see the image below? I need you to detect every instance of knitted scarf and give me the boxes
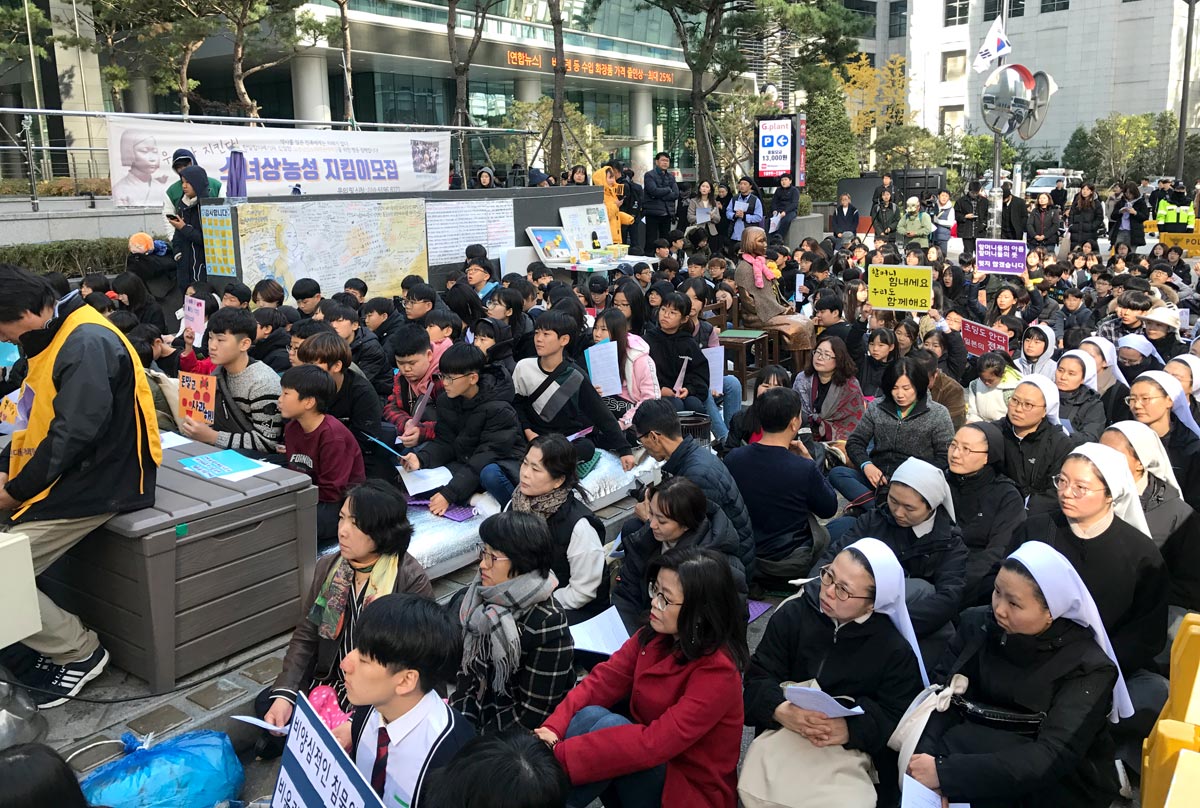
[459,570,558,698]
[308,553,400,640]
[742,253,777,289]
[510,485,571,520]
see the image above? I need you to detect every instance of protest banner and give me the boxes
[868,265,932,311]
[179,372,216,424]
[961,319,1011,356]
[108,117,451,207]
[976,238,1027,275]
[272,693,384,808]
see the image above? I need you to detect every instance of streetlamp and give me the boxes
[1177,0,1197,180]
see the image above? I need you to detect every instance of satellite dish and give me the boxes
[1017,71,1057,140]
[980,65,1034,137]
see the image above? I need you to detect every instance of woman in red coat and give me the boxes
[536,547,748,808]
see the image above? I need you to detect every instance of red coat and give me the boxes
[541,632,743,808]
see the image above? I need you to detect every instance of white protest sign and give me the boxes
[272,693,384,808]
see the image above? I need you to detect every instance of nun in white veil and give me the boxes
[741,539,927,808]
[904,541,1132,807]
[1101,421,1194,547]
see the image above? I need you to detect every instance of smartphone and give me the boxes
[167,214,181,221]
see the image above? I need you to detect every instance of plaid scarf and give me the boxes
[308,554,400,640]
[510,485,571,520]
[459,570,558,698]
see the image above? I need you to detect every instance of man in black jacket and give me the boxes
[954,181,989,257]
[643,151,680,246]
[329,303,392,398]
[999,182,1028,241]
[0,267,160,707]
[362,296,405,347]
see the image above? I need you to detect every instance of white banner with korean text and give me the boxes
[107,117,451,207]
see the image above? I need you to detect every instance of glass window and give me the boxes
[1041,0,1068,10]
[944,0,968,25]
[985,0,1026,17]
[941,51,967,82]
[889,1,907,37]
[939,106,965,134]
[843,0,877,17]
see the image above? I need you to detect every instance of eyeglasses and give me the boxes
[476,544,509,567]
[402,298,421,307]
[648,581,681,611]
[1125,395,1166,406]
[1008,397,1044,411]
[819,566,873,602]
[440,373,471,384]
[948,441,988,455]
[1051,474,1106,499]
[813,350,836,361]
[287,344,299,354]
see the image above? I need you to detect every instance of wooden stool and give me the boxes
[718,329,769,389]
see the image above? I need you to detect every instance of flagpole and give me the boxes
[988,0,1009,240]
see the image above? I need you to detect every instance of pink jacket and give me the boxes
[619,334,660,428]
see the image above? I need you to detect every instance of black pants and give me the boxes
[961,237,976,257]
[645,214,673,247]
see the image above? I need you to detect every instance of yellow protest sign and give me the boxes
[868,265,932,311]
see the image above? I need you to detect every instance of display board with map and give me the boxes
[235,197,428,298]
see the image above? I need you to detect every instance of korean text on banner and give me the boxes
[107,117,451,207]
[961,320,1012,356]
[868,265,932,311]
[272,693,384,808]
[976,238,1027,276]
[179,371,216,424]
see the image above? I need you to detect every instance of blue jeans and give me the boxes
[828,465,872,502]
[703,375,743,440]
[480,463,515,507]
[564,706,666,808]
[825,515,857,547]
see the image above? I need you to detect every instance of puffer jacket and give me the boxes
[349,326,393,397]
[413,364,525,504]
[1142,473,1194,548]
[249,326,292,373]
[1068,201,1105,246]
[815,502,967,636]
[617,333,660,427]
[645,325,709,402]
[992,416,1081,512]
[966,366,1022,423]
[1057,385,1106,442]
[661,436,756,579]
[613,506,748,633]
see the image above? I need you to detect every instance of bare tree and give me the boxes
[446,0,504,175]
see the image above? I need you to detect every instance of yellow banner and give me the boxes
[869,265,933,311]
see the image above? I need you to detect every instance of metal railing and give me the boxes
[0,107,538,211]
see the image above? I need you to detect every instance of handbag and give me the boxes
[739,679,877,808]
[950,694,1045,736]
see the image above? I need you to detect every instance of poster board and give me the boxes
[559,204,613,255]
[960,320,1011,356]
[976,238,1027,276]
[237,197,428,299]
[178,372,216,424]
[526,226,575,263]
[425,198,517,265]
[868,265,932,311]
[201,204,238,277]
[272,693,385,808]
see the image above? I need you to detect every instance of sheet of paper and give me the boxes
[398,464,453,496]
[232,714,290,734]
[0,341,18,369]
[672,355,691,396]
[362,431,403,458]
[702,346,724,397]
[769,212,783,233]
[183,296,206,336]
[695,206,711,224]
[178,450,274,481]
[794,273,806,302]
[901,774,970,808]
[784,684,865,718]
[159,431,191,450]
[570,606,630,655]
[424,199,516,265]
[585,340,622,397]
[734,199,749,213]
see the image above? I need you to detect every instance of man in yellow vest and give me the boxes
[1156,180,1196,233]
[0,266,161,708]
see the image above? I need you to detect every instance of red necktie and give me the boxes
[371,726,389,797]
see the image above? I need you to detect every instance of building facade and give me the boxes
[852,0,1200,155]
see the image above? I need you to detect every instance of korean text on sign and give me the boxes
[868,265,933,311]
[178,372,216,425]
[960,319,1012,356]
[272,693,384,808]
[976,238,1027,276]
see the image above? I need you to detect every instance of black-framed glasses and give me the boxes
[648,581,681,610]
[819,566,873,602]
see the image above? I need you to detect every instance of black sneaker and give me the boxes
[31,647,109,709]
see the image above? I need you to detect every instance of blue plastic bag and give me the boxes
[81,730,245,808]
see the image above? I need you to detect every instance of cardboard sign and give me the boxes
[868,265,932,311]
[976,238,1027,275]
[961,319,1011,356]
[183,295,206,336]
[178,371,216,424]
[272,693,384,808]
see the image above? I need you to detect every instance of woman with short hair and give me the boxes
[792,334,865,445]
[452,511,574,733]
[537,547,749,808]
